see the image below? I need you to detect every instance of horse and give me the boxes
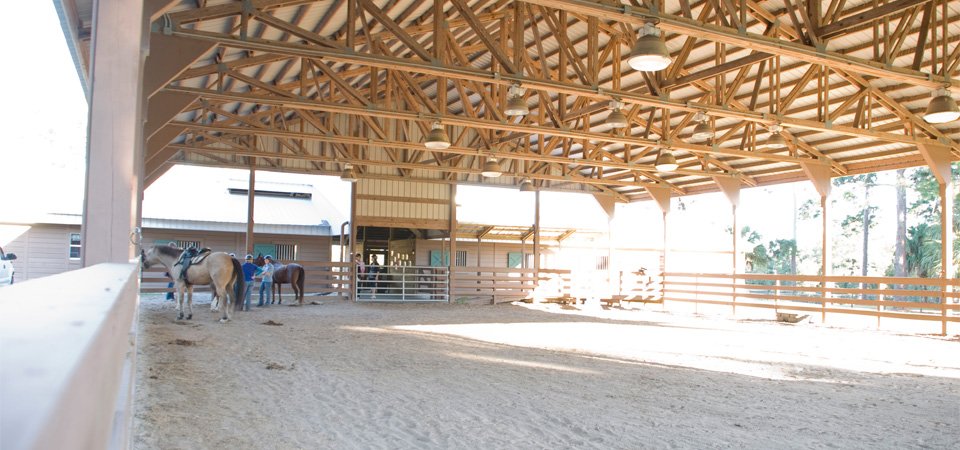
[254,254,306,306]
[142,245,245,322]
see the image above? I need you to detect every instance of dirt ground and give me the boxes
[133,294,960,449]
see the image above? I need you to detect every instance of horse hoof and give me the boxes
[177,313,184,320]
[219,318,229,323]
[187,314,193,320]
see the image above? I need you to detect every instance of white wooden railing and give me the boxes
[0,263,140,450]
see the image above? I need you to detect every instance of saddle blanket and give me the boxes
[190,249,212,264]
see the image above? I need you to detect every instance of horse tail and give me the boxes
[231,257,245,311]
[296,265,305,299]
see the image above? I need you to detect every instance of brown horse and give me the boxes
[255,254,306,306]
[142,245,244,322]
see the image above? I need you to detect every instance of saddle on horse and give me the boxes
[176,247,212,285]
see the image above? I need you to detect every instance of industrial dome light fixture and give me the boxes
[519,177,535,192]
[607,100,628,129]
[424,121,450,149]
[481,157,503,177]
[761,124,787,150]
[627,22,672,72]
[340,164,358,182]
[691,112,714,142]
[654,149,678,172]
[504,84,529,116]
[923,88,960,124]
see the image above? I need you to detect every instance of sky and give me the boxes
[0,2,918,278]
[0,2,88,215]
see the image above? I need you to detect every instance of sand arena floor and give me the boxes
[133,294,959,449]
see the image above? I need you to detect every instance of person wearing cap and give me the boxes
[240,254,258,311]
[257,255,276,306]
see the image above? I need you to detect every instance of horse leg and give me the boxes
[176,284,185,320]
[219,283,231,323]
[186,287,194,320]
[276,283,283,305]
[210,283,220,312]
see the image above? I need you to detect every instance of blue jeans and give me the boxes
[259,280,273,306]
[242,282,253,311]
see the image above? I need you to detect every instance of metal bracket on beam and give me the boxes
[161,14,173,36]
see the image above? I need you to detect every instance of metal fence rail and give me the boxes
[356,265,449,303]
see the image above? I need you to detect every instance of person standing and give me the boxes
[368,255,381,294]
[257,255,276,306]
[355,252,366,291]
[241,254,258,311]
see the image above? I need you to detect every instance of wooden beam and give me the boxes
[144,91,196,139]
[166,29,950,150]
[519,0,958,89]
[143,33,214,98]
[801,161,833,197]
[646,185,672,214]
[819,0,932,39]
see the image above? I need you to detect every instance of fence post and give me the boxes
[877,288,882,330]
[774,278,780,315]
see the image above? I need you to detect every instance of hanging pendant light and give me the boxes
[504,84,529,116]
[607,100,628,129]
[340,165,358,182]
[691,112,714,142]
[519,177,535,192]
[760,124,787,150]
[481,157,503,177]
[654,149,678,172]
[923,88,960,124]
[627,22,672,72]
[424,122,450,149]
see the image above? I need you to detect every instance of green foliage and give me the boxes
[895,165,960,278]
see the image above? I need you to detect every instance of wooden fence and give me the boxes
[664,272,960,334]
[140,261,960,333]
[140,261,353,302]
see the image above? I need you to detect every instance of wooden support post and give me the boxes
[449,184,457,303]
[82,0,146,265]
[803,162,833,323]
[939,180,953,336]
[821,194,829,323]
[715,176,741,315]
[245,165,255,254]
[349,182,358,301]
[534,190,541,296]
[918,142,954,335]
[593,194,616,298]
[648,186,672,305]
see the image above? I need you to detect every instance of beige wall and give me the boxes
[3,224,332,282]
[414,239,554,268]
[1,224,84,280]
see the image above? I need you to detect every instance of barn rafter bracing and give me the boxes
[116,0,960,201]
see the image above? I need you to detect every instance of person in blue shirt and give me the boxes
[241,254,259,311]
[257,255,276,306]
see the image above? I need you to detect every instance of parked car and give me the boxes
[0,246,16,286]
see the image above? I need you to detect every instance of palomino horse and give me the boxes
[142,245,244,322]
[254,254,306,306]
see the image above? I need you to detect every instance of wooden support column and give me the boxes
[647,186,672,303]
[245,165,256,254]
[918,142,954,335]
[803,161,833,322]
[534,190,542,278]
[82,0,147,265]
[593,194,617,295]
[349,181,358,301]
[449,184,457,303]
[715,176,741,314]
